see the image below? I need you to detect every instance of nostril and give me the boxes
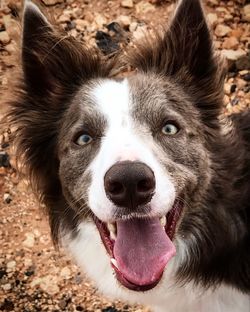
[107,181,124,195]
[137,178,155,193]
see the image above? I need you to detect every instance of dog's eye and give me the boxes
[162,123,179,135]
[76,134,93,146]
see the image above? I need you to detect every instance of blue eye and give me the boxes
[76,134,93,146]
[162,123,179,135]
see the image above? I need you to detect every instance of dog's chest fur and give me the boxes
[66,222,250,312]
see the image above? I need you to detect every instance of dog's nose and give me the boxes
[104,161,155,210]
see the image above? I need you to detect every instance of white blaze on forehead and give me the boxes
[93,79,130,129]
[91,79,139,160]
[88,78,175,221]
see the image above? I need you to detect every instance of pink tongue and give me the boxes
[113,217,176,286]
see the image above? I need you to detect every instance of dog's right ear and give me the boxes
[22,1,55,96]
[22,1,108,98]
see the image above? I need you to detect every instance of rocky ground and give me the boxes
[0,0,249,311]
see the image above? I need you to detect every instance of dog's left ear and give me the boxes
[167,0,213,79]
[130,0,225,125]
[132,0,217,80]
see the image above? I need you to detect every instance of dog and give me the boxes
[6,0,250,311]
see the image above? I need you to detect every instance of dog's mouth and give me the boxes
[93,200,183,292]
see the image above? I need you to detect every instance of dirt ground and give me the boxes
[0,0,249,311]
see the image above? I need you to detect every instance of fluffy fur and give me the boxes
[4,0,250,311]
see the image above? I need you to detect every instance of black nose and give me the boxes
[104,161,155,210]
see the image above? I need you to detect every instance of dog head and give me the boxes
[9,0,226,293]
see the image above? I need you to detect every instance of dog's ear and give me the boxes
[22,1,107,98]
[22,1,56,96]
[131,0,216,79]
[130,0,225,126]
[166,0,213,79]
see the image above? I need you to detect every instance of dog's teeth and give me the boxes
[107,223,117,240]
[160,216,167,227]
[111,258,118,269]
[110,230,117,241]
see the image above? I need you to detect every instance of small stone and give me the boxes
[242,73,250,82]
[4,42,16,54]
[42,0,64,5]
[0,151,10,167]
[116,15,131,28]
[2,283,12,291]
[23,232,35,248]
[207,13,218,26]
[25,269,35,277]
[64,21,75,31]
[230,84,237,93]
[58,14,71,23]
[214,24,231,37]
[121,0,134,8]
[224,83,231,95]
[207,0,219,5]
[31,275,60,295]
[242,4,250,22]
[94,14,107,28]
[237,79,247,90]
[84,11,94,23]
[7,261,16,270]
[58,299,68,309]
[231,29,243,39]
[2,15,19,40]
[102,307,119,312]
[224,14,233,22]
[33,229,41,238]
[221,49,246,61]
[0,31,10,45]
[222,37,239,50]
[75,19,88,31]
[0,269,7,279]
[24,258,33,267]
[215,7,229,14]
[3,193,12,204]
[214,41,221,49]
[69,29,78,38]
[136,1,155,14]
[236,53,250,71]
[222,49,247,71]
[60,267,71,279]
[231,97,239,106]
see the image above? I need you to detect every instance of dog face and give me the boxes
[58,75,209,290]
[10,0,225,295]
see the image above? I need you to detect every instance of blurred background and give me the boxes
[0,0,249,311]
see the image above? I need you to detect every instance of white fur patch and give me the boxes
[65,221,250,312]
[87,79,175,222]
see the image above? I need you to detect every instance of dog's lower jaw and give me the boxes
[63,221,179,305]
[63,221,250,312]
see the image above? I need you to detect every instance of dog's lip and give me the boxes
[93,199,183,292]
